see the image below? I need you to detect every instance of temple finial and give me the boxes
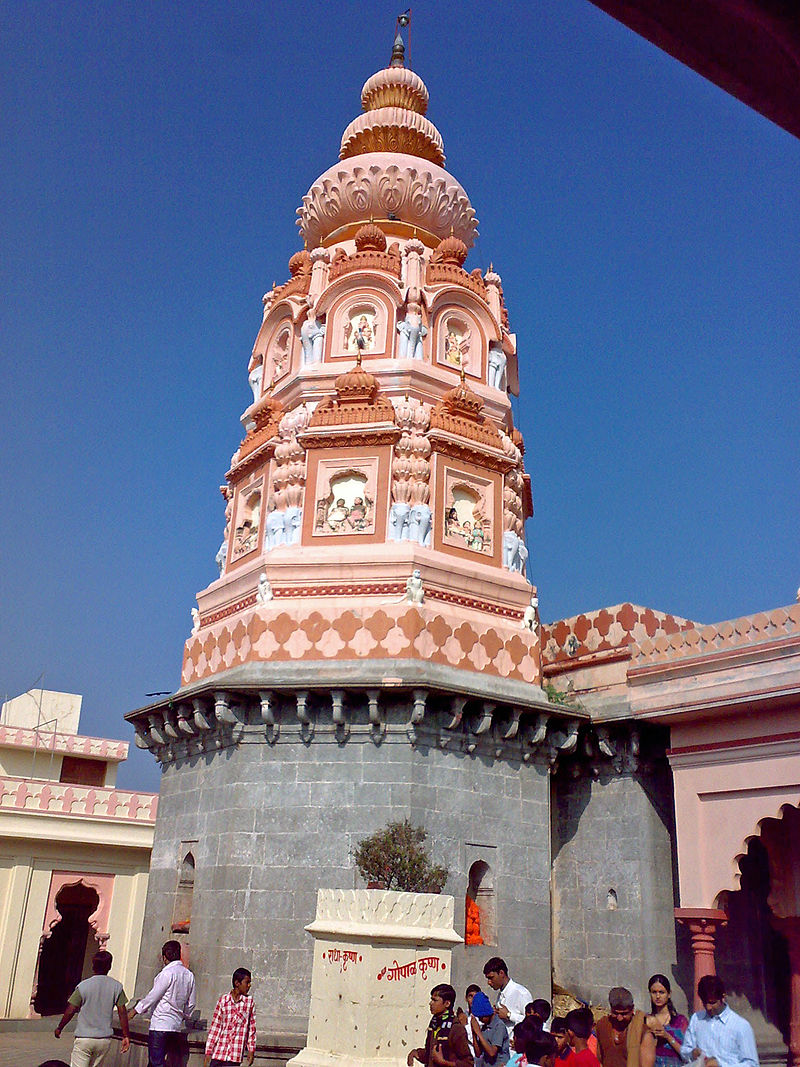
[391,10,410,67]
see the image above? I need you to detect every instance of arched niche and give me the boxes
[171,850,195,935]
[442,477,494,558]
[322,284,397,361]
[264,317,293,386]
[466,860,496,947]
[314,467,374,536]
[430,293,491,382]
[229,475,264,566]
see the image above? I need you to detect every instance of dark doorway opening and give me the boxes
[34,882,101,1016]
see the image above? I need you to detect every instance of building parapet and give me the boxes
[542,603,696,673]
[0,775,157,823]
[630,603,800,670]
[0,725,128,762]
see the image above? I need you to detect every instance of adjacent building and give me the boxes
[0,689,156,1018]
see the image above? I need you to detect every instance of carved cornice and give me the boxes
[340,108,445,165]
[127,687,587,767]
[428,381,509,466]
[226,436,277,483]
[329,248,402,280]
[426,262,488,301]
[197,583,524,627]
[428,432,513,473]
[361,67,429,115]
[299,427,401,449]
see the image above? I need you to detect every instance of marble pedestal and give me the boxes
[288,889,462,1067]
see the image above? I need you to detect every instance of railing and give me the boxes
[0,724,128,761]
[0,775,157,823]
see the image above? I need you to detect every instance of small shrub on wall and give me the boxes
[354,820,449,893]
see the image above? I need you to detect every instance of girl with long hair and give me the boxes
[640,974,688,1067]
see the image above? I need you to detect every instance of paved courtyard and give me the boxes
[0,1027,70,1066]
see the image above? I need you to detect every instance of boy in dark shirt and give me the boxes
[408,983,474,1067]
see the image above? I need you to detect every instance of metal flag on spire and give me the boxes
[392,9,411,68]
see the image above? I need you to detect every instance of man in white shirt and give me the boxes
[680,975,758,1067]
[129,939,196,1067]
[483,956,532,1037]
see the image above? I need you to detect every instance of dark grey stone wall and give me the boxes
[550,761,680,1010]
[135,699,553,1032]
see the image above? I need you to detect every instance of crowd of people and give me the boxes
[42,948,760,1067]
[407,958,759,1067]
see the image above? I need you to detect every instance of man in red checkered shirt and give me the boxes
[204,967,256,1067]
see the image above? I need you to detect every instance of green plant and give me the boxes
[544,681,569,705]
[353,819,448,893]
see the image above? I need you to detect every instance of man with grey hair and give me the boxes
[596,988,645,1067]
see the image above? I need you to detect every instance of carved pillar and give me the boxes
[675,908,728,1010]
[309,247,329,303]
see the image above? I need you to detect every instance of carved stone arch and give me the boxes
[263,316,294,385]
[316,270,403,318]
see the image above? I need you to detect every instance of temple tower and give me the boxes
[128,32,582,1031]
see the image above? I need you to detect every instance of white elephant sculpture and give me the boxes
[407,504,432,547]
[265,509,287,550]
[397,313,427,360]
[388,502,411,541]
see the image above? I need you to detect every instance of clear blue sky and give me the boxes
[2,2,798,792]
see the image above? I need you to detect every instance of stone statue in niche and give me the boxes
[487,342,507,389]
[444,489,492,555]
[248,357,264,401]
[405,569,424,604]
[256,573,273,604]
[191,607,200,635]
[300,310,325,365]
[233,518,258,557]
[315,474,374,535]
[443,325,470,369]
[344,311,377,353]
[396,292,427,360]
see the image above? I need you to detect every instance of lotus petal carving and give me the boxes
[298,154,478,248]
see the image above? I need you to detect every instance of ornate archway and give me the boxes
[29,872,114,1017]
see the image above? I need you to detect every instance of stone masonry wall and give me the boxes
[550,762,681,1010]
[134,696,552,1033]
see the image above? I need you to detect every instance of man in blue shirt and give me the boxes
[680,976,758,1067]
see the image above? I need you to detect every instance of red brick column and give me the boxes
[675,908,728,1011]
